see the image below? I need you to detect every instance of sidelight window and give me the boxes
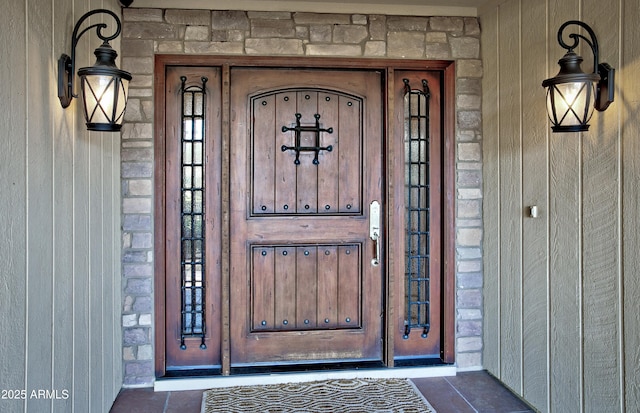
[403,78,431,340]
[179,76,208,350]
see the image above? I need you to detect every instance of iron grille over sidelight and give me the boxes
[403,78,431,340]
[179,76,208,350]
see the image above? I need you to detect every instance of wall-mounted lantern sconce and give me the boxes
[58,9,132,132]
[542,20,614,132]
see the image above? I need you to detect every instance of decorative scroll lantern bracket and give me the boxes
[281,113,333,165]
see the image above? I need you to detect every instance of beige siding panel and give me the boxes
[89,137,105,413]
[480,0,635,411]
[102,110,117,404]
[72,129,91,413]
[52,0,75,409]
[520,0,549,410]
[109,128,124,400]
[481,0,640,412]
[0,0,126,411]
[481,7,500,376]
[25,0,55,411]
[73,1,94,409]
[102,31,121,409]
[0,1,27,413]
[497,0,522,393]
[548,0,584,411]
[582,2,623,411]
[89,4,107,411]
[622,0,640,410]
[101,3,124,408]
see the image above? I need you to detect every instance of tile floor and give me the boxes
[110,370,535,413]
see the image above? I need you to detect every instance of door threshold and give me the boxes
[153,365,457,392]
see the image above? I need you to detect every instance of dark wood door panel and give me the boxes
[250,244,361,331]
[251,89,363,216]
[230,68,383,365]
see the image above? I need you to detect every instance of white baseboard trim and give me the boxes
[456,365,484,373]
[153,365,457,392]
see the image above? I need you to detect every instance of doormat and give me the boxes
[201,378,436,413]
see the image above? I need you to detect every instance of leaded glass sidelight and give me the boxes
[403,78,431,340]
[180,76,208,350]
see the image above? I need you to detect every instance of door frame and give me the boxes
[154,55,456,377]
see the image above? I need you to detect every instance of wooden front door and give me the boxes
[229,68,384,366]
[156,57,456,376]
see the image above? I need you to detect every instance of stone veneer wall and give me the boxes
[119,8,483,386]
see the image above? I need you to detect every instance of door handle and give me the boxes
[369,200,381,266]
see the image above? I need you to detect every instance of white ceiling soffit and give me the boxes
[129,0,496,17]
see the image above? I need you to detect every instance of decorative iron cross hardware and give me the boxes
[281,113,333,165]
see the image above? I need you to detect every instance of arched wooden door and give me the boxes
[229,68,384,366]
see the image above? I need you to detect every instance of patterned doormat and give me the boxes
[201,378,436,413]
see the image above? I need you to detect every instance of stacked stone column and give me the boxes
[120,8,483,386]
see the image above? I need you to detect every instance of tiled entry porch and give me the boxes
[110,371,534,413]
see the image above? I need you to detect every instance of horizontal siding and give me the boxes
[481,0,636,412]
